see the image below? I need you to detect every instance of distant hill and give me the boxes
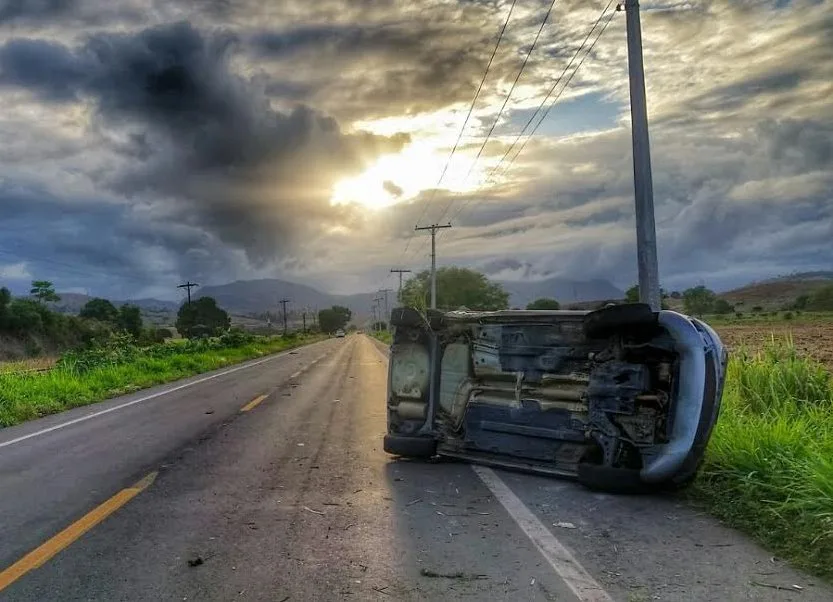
[497,278,624,308]
[720,273,833,310]
[196,279,379,321]
[47,293,179,326]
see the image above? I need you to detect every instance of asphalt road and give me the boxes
[0,335,829,601]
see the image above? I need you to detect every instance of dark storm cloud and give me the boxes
[0,21,409,266]
[0,0,76,24]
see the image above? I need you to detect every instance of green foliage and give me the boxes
[807,284,833,311]
[793,294,810,310]
[526,298,560,310]
[712,298,734,315]
[682,285,717,316]
[752,305,763,313]
[0,333,324,427]
[117,305,143,338]
[79,298,119,322]
[30,280,60,303]
[175,297,230,338]
[400,267,509,311]
[318,305,352,333]
[624,285,639,303]
[693,341,833,579]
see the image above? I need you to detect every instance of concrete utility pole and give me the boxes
[414,223,452,309]
[390,268,411,302]
[623,0,661,311]
[279,298,290,336]
[177,281,199,305]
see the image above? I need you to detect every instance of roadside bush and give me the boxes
[219,328,255,347]
[56,332,139,374]
[783,311,794,320]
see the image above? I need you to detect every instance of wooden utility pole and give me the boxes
[414,223,452,309]
[380,288,392,325]
[279,298,290,336]
[177,281,199,304]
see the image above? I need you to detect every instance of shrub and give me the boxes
[783,311,794,320]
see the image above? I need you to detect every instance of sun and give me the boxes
[331,126,495,210]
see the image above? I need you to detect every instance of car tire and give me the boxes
[583,303,658,339]
[576,462,651,494]
[383,434,437,458]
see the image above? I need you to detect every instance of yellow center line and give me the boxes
[240,394,268,412]
[0,471,158,593]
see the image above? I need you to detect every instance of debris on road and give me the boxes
[750,580,804,591]
[303,506,325,516]
[187,557,204,567]
[554,522,577,529]
[406,498,422,506]
[420,568,488,581]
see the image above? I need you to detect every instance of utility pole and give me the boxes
[623,0,661,311]
[177,281,199,304]
[380,289,392,326]
[414,223,452,309]
[390,268,411,303]
[373,296,383,331]
[302,310,306,333]
[279,298,290,336]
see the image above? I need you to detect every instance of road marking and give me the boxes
[0,471,158,593]
[0,344,327,450]
[290,370,302,379]
[240,394,268,412]
[472,466,614,602]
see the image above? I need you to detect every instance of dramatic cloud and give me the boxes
[0,0,831,299]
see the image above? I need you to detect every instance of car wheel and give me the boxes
[383,434,437,458]
[583,303,658,339]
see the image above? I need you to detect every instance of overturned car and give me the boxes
[383,304,728,493]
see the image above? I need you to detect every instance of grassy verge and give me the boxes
[692,341,833,579]
[0,333,324,427]
[371,330,392,344]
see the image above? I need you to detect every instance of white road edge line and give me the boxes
[472,465,614,602]
[0,344,327,450]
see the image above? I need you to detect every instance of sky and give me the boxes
[0,0,831,301]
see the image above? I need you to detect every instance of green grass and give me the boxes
[0,334,323,427]
[371,329,392,344]
[692,341,833,579]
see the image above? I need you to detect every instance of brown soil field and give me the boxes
[715,322,833,371]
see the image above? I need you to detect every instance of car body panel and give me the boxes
[383,304,728,491]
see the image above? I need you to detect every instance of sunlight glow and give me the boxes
[331,125,498,210]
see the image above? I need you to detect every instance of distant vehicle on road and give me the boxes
[383,303,727,493]
[335,329,346,338]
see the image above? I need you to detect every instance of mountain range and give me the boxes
[46,276,626,325]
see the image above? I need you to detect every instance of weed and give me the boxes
[693,340,833,579]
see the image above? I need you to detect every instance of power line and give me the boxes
[447,5,618,227]
[394,0,518,268]
[433,0,559,226]
[485,0,616,185]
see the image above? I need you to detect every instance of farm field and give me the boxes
[714,320,833,371]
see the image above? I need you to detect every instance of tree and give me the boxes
[176,297,230,338]
[117,304,143,338]
[400,267,509,311]
[318,305,352,333]
[625,285,669,308]
[712,299,734,315]
[526,298,560,310]
[807,284,833,311]
[80,298,119,323]
[794,294,810,310]
[682,285,717,316]
[30,280,60,303]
